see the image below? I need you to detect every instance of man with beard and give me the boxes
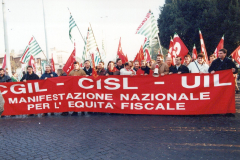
[136,60,150,75]
[0,68,12,82]
[151,54,169,76]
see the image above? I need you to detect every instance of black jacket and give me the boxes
[40,72,58,79]
[138,67,150,74]
[116,65,124,71]
[83,67,92,76]
[169,65,189,74]
[208,58,238,74]
[0,75,12,82]
[20,72,39,81]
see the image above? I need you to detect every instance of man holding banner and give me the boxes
[0,68,12,82]
[169,57,189,74]
[151,54,169,76]
[20,66,39,82]
[209,49,238,74]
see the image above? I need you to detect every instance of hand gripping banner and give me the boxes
[0,70,235,116]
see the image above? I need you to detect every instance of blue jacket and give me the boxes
[40,72,58,79]
[0,75,12,82]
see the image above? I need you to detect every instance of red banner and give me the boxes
[0,70,235,116]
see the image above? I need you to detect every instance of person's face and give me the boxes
[14,73,18,77]
[210,56,215,62]
[166,58,172,65]
[125,65,130,69]
[84,61,90,68]
[45,66,51,72]
[184,57,190,64]
[157,56,163,63]
[129,62,133,68]
[197,57,204,64]
[141,61,146,67]
[74,64,80,70]
[27,67,33,73]
[218,51,226,59]
[134,62,140,69]
[175,58,181,65]
[98,63,103,69]
[117,60,122,66]
[0,70,4,76]
[108,62,114,69]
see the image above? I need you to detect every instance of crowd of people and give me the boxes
[0,48,239,117]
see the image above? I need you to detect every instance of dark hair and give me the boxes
[12,71,16,75]
[0,68,4,71]
[107,61,114,67]
[99,61,104,65]
[27,66,33,69]
[184,54,191,58]
[197,53,204,58]
[219,48,227,54]
[124,62,129,67]
[73,61,80,65]
[116,58,122,63]
[84,60,90,63]
[176,56,182,61]
[157,54,164,58]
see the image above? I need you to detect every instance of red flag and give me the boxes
[199,30,209,64]
[172,34,189,64]
[192,44,197,60]
[231,45,240,65]
[134,45,145,66]
[1,54,6,70]
[90,53,98,79]
[63,45,76,75]
[117,37,128,64]
[213,36,224,58]
[145,49,151,62]
[51,54,55,72]
[28,55,36,72]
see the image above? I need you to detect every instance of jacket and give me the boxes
[106,69,120,75]
[83,67,92,76]
[20,72,39,81]
[40,72,58,79]
[169,65,189,74]
[69,69,86,76]
[151,62,169,75]
[97,68,106,76]
[208,57,238,74]
[120,68,136,75]
[136,67,150,75]
[0,75,12,82]
[116,65,124,71]
[188,61,209,73]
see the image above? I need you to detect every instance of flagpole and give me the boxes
[42,0,49,62]
[68,8,86,43]
[2,0,12,76]
[157,35,163,55]
[89,23,102,61]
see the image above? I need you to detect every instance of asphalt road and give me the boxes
[0,96,240,160]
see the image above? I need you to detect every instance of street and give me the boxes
[0,96,240,160]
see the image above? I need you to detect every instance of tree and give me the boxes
[158,0,240,55]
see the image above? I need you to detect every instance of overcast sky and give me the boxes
[0,0,165,62]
